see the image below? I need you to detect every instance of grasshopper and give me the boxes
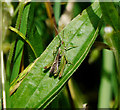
[44,29,76,78]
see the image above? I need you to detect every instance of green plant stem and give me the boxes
[1,51,6,109]
[66,83,75,110]
[98,49,114,108]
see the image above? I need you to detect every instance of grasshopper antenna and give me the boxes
[53,25,63,45]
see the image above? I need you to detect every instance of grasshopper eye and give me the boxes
[62,41,64,44]
[44,66,47,69]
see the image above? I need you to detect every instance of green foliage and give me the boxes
[25,3,45,64]
[1,1,119,109]
[10,3,30,83]
[10,2,102,108]
[99,2,120,108]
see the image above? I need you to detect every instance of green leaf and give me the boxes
[6,2,25,82]
[100,2,120,107]
[10,2,102,108]
[46,87,71,109]
[100,2,120,75]
[9,26,37,58]
[10,4,30,83]
[25,3,44,64]
[100,2,120,31]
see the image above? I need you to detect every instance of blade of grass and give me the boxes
[9,58,39,95]
[10,3,31,83]
[6,2,26,83]
[9,26,37,58]
[25,3,45,63]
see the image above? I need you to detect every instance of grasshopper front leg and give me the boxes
[44,62,53,70]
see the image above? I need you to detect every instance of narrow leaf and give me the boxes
[10,4,31,83]
[9,26,37,58]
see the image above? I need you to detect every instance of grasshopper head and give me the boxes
[62,41,64,44]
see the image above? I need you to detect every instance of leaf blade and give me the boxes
[10,4,31,83]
